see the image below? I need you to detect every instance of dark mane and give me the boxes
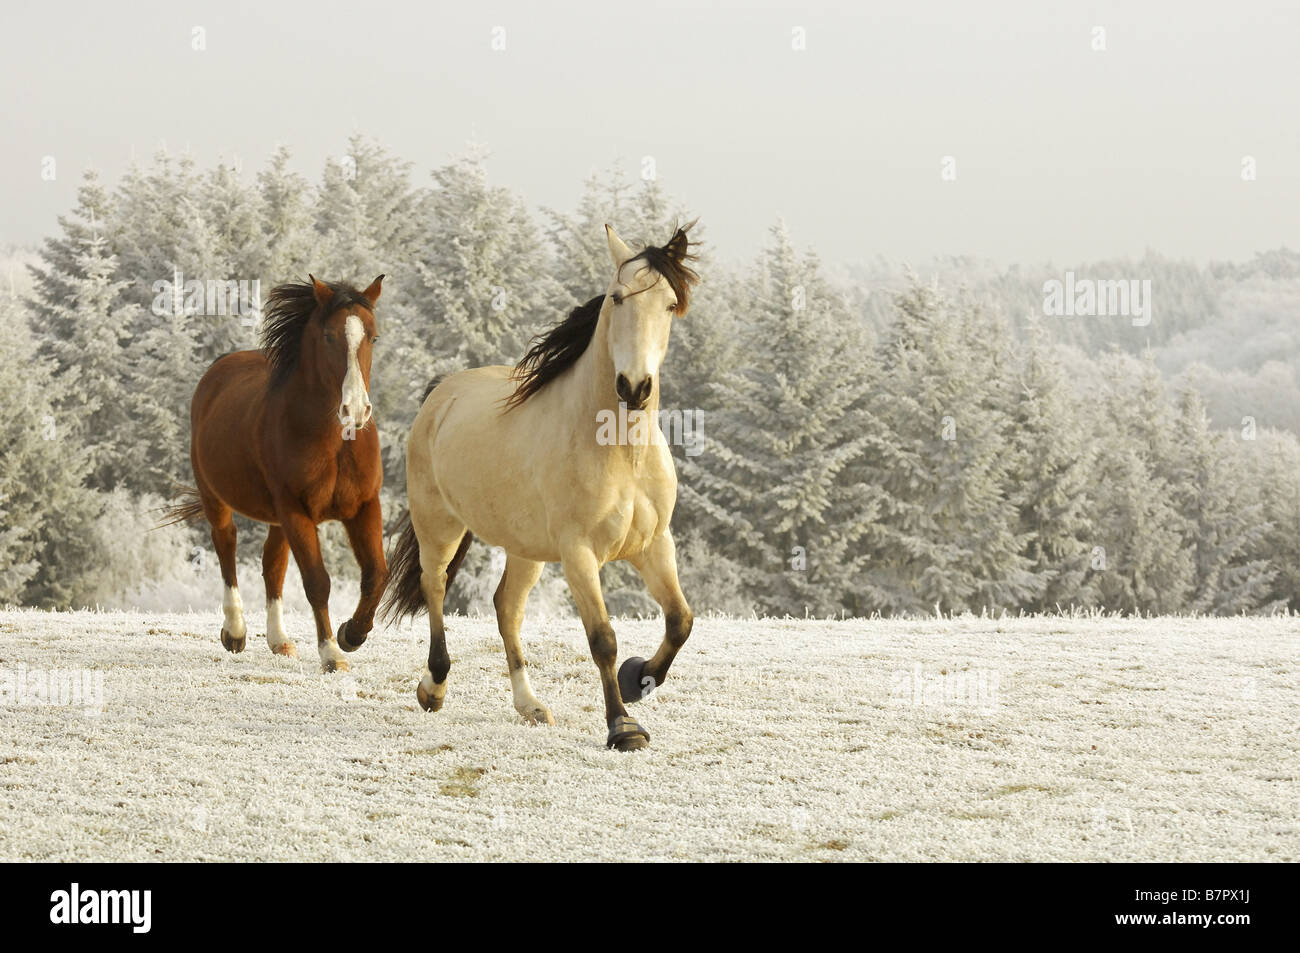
[261,278,372,388]
[504,294,604,409]
[506,223,700,408]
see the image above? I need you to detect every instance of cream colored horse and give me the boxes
[382,224,699,750]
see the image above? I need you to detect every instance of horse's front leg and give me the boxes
[621,530,693,703]
[561,544,650,751]
[337,496,387,653]
[277,503,347,673]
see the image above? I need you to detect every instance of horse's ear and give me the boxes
[309,275,332,307]
[605,224,632,269]
[362,274,384,307]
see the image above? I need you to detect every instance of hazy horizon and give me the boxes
[2,1,1298,268]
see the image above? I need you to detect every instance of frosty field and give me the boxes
[0,608,1295,862]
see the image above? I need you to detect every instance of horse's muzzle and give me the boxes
[616,373,653,410]
[338,400,373,428]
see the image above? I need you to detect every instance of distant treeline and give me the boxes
[2,136,1297,616]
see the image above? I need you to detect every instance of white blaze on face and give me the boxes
[609,271,673,404]
[338,313,372,427]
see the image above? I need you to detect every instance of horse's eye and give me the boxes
[611,293,623,306]
[667,303,677,313]
[371,336,379,344]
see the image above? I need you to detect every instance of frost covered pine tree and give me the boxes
[1240,428,1300,612]
[1167,387,1276,613]
[681,222,877,616]
[414,147,563,376]
[29,182,144,491]
[546,165,686,302]
[127,286,203,497]
[1086,354,1194,613]
[257,145,317,281]
[314,136,424,278]
[110,151,219,312]
[1009,322,1098,611]
[0,293,104,606]
[855,281,1036,615]
[200,160,267,354]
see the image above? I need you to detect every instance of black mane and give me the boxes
[505,294,604,408]
[506,223,699,408]
[261,278,372,388]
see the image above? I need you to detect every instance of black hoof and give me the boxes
[606,715,650,751]
[618,656,653,703]
[220,628,245,654]
[337,619,367,653]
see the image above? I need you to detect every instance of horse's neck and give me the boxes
[560,309,660,452]
[276,368,342,444]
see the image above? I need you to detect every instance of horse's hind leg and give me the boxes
[410,505,468,712]
[494,555,552,725]
[202,497,245,654]
[262,525,297,658]
[622,530,693,703]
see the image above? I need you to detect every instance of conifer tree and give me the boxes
[31,199,144,491]
[681,222,877,616]
[1010,322,1097,610]
[856,281,1036,614]
[1086,353,1194,612]
[0,294,104,606]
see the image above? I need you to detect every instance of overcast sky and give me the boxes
[2,0,1297,266]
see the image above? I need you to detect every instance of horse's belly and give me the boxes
[440,482,558,562]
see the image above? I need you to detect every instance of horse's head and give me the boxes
[305,274,382,428]
[602,223,699,410]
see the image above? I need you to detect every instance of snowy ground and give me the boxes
[0,608,1295,862]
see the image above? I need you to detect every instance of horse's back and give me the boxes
[426,365,514,404]
[415,366,513,440]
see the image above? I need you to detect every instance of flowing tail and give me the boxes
[380,511,473,624]
[157,484,205,528]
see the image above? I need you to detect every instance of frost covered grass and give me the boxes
[0,608,1295,862]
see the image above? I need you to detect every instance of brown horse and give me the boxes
[166,275,387,672]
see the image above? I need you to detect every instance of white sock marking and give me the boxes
[222,586,246,640]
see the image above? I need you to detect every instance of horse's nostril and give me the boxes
[615,374,653,407]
